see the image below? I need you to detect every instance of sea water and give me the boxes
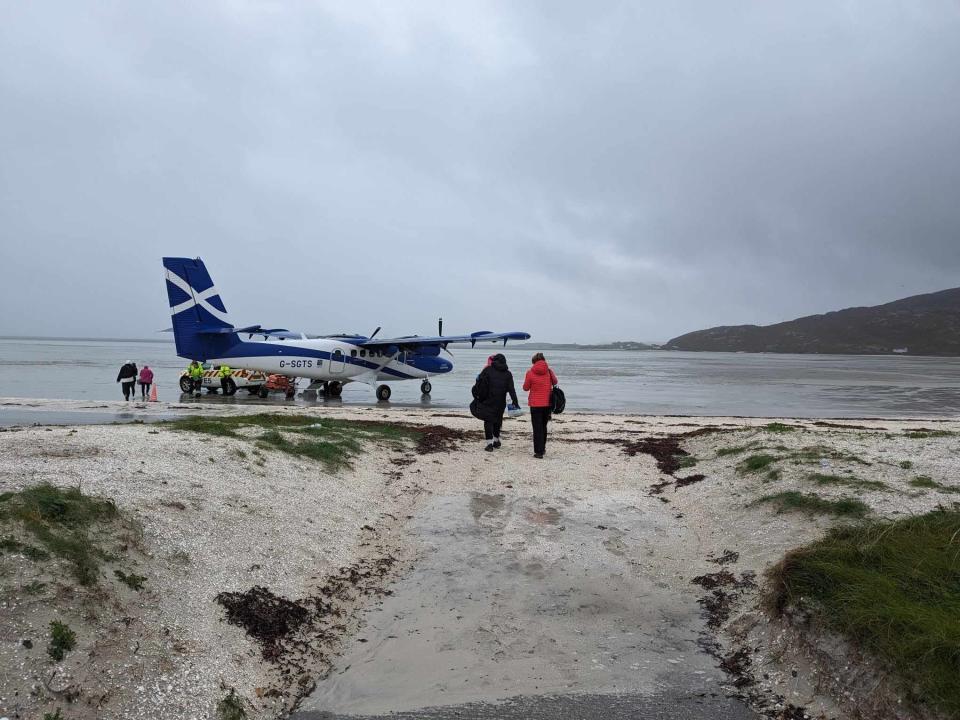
[0,338,958,418]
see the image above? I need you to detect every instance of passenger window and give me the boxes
[333,350,342,358]
[351,350,357,357]
[360,350,366,357]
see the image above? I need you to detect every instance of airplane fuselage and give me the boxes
[199,335,453,384]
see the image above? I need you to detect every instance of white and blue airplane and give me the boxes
[163,257,531,401]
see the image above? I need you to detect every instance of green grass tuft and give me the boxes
[753,491,869,518]
[766,469,782,482]
[43,711,64,720]
[763,422,798,433]
[717,444,756,457]
[47,620,76,662]
[217,689,248,720]
[904,430,956,439]
[0,535,50,560]
[0,484,121,586]
[168,414,420,470]
[10,484,117,527]
[767,509,960,716]
[807,473,890,492]
[22,580,46,594]
[114,569,147,591]
[738,454,779,473]
[899,460,913,469]
[908,476,960,494]
[788,445,871,465]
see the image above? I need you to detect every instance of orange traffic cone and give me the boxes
[149,385,158,402]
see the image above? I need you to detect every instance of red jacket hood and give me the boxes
[531,360,551,375]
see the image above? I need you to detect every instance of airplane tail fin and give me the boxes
[162,257,240,360]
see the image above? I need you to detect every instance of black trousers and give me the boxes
[192,378,203,394]
[484,414,503,441]
[530,407,551,455]
[121,381,136,400]
[139,382,151,397]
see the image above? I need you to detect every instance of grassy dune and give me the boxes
[768,509,960,716]
[168,414,420,469]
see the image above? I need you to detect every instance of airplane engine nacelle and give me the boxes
[409,354,453,374]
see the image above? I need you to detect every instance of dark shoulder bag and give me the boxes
[550,385,566,414]
[470,372,491,419]
[472,371,490,401]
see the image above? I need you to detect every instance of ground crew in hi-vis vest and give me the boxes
[187,360,204,397]
[218,364,233,395]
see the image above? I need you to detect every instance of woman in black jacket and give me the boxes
[116,361,138,401]
[472,353,520,451]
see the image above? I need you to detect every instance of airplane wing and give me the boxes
[359,331,531,349]
[182,324,293,337]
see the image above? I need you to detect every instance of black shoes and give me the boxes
[493,440,501,449]
[534,453,544,459]
[484,445,495,452]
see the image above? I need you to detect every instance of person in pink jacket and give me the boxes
[138,365,154,400]
[522,353,558,458]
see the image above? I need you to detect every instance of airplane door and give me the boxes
[330,349,345,373]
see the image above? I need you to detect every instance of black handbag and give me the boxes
[550,385,566,414]
[469,398,485,420]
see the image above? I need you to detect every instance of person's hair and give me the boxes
[531,352,545,364]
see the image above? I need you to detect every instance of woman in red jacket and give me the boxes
[522,353,558,459]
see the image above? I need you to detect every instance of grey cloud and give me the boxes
[1,1,959,342]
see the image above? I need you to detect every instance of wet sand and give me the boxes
[295,492,754,719]
[1,398,958,719]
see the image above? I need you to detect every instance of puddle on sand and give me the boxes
[522,506,562,525]
[296,492,740,718]
[0,408,178,427]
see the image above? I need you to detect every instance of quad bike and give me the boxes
[257,374,297,400]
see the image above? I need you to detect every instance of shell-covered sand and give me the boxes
[1,398,958,719]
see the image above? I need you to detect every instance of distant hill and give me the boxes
[664,288,960,356]
[517,341,657,351]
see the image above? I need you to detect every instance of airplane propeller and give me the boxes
[369,326,381,341]
[438,317,454,355]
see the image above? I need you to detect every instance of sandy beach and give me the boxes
[1,398,958,720]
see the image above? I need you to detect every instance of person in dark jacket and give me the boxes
[116,361,138,401]
[523,353,558,458]
[472,353,520,451]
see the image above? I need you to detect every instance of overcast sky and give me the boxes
[2,2,959,343]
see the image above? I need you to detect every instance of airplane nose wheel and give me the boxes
[420,380,432,395]
[327,381,343,398]
[376,384,392,402]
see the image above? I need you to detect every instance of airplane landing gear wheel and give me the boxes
[376,384,391,402]
[328,381,343,398]
[420,380,432,395]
